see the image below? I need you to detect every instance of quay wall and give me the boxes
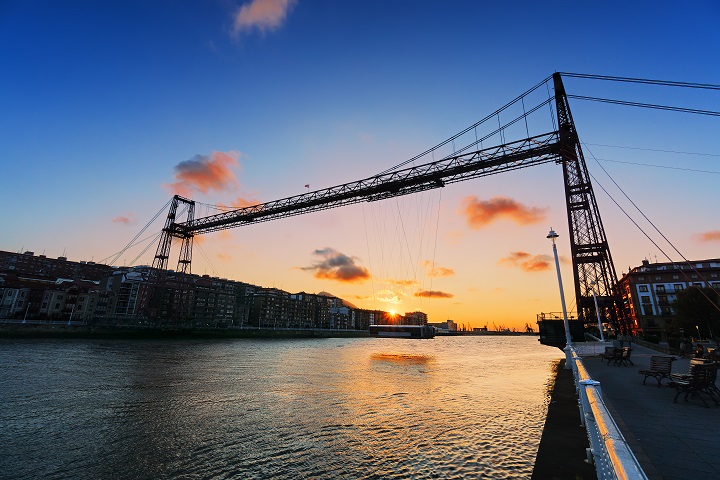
[531,358,597,480]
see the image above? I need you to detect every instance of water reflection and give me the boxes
[1,336,562,479]
[370,353,435,364]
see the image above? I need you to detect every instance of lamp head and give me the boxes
[546,228,559,242]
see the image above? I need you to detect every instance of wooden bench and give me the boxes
[671,363,719,407]
[603,346,634,366]
[638,355,675,386]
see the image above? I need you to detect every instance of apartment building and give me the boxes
[617,258,720,341]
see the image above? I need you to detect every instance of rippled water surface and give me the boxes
[1,336,562,479]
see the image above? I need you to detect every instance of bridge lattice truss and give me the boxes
[152,73,627,333]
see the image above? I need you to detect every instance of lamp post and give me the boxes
[590,280,605,341]
[547,228,573,369]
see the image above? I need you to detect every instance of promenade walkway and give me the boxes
[582,343,720,480]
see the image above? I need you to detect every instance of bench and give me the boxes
[638,355,675,386]
[603,346,634,366]
[671,363,719,407]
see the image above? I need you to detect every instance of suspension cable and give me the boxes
[583,142,720,158]
[584,144,720,314]
[567,94,720,117]
[127,232,163,267]
[103,198,172,265]
[592,157,720,175]
[559,72,720,91]
[377,75,554,175]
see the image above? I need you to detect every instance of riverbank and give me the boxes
[532,358,597,480]
[0,323,369,339]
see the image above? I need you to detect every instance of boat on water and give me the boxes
[368,324,436,339]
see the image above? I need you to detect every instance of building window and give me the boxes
[673,275,679,280]
[639,285,648,292]
[641,295,651,304]
[674,284,683,291]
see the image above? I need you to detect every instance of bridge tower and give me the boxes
[151,195,195,274]
[553,73,627,333]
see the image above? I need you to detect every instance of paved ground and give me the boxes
[582,344,720,480]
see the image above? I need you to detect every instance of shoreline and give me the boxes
[0,323,369,340]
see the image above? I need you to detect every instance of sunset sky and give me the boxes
[1,1,719,330]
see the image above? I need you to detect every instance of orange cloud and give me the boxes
[415,290,454,299]
[696,230,720,242]
[461,196,546,229]
[166,151,240,197]
[217,252,232,261]
[302,248,370,283]
[499,251,552,272]
[232,196,260,208]
[112,213,135,225]
[233,0,297,35]
[422,260,455,277]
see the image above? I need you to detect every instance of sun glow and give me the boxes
[389,310,396,316]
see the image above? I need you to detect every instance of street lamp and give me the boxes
[590,280,605,342]
[547,228,573,369]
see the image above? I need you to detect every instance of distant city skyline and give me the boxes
[2,1,719,329]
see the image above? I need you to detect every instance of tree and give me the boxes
[670,286,720,340]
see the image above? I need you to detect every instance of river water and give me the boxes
[1,335,563,479]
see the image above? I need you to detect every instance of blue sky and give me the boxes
[1,1,718,328]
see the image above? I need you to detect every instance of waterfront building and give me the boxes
[353,308,382,330]
[404,311,429,325]
[0,250,112,281]
[1,249,427,329]
[617,258,720,342]
[251,288,294,328]
[428,319,457,333]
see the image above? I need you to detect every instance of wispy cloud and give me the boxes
[461,196,546,229]
[415,290,454,299]
[166,151,241,197]
[232,0,297,36]
[388,279,418,287]
[375,289,406,305]
[302,247,370,283]
[422,260,455,277]
[696,230,720,242]
[499,251,553,272]
[112,213,136,225]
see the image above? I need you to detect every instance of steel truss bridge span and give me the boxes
[183,132,558,235]
[152,73,626,333]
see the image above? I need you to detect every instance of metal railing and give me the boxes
[569,347,649,480]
